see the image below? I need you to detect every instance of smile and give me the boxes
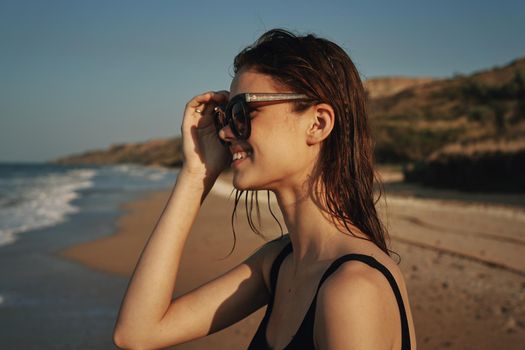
[232,151,251,161]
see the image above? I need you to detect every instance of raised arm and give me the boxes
[113,91,277,349]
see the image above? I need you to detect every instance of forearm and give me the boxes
[114,168,214,337]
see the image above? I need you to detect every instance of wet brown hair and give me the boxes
[224,28,396,260]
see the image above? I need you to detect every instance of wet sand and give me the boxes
[58,170,525,349]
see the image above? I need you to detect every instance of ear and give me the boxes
[305,103,335,146]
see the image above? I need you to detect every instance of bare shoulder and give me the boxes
[317,257,397,304]
[314,256,403,350]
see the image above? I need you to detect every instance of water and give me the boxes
[0,162,179,248]
[0,162,179,349]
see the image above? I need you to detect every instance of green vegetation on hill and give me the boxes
[440,71,525,130]
[372,123,463,163]
[370,58,525,162]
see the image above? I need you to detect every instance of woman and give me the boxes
[114,29,416,350]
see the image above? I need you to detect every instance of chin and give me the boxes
[232,173,253,191]
[232,171,270,191]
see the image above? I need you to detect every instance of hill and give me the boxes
[370,58,525,163]
[364,76,436,99]
[51,137,183,168]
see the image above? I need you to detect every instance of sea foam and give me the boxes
[0,167,96,246]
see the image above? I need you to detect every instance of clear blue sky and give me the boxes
[1,0,524,162]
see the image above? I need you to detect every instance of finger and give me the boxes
[187,91,216,109]
[198,91,229,111]
[191,91,230,115]
[213,90,230,104]
[188,90,230,109]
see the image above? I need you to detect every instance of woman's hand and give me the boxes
[180,90,231,187]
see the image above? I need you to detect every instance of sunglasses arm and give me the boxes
[245,93,310,103]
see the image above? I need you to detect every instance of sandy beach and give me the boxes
[58,169,525,350]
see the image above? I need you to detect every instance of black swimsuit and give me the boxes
[247,241,411,350]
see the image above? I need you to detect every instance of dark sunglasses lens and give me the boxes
[231,102,249,138]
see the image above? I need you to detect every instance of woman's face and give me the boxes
[219,67,317,192]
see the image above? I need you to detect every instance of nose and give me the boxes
[218,123,236,144]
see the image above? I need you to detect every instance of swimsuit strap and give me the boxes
[269,241,293,296]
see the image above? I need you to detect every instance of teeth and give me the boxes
[232,151,251,161]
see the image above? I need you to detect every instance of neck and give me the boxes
[272,181,364,277]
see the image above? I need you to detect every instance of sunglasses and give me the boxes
[213,92,312,146]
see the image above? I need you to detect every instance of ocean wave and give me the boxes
[0,167,96,247]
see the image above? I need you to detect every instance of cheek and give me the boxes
[250,111,307,169]
[255,129,306,171]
